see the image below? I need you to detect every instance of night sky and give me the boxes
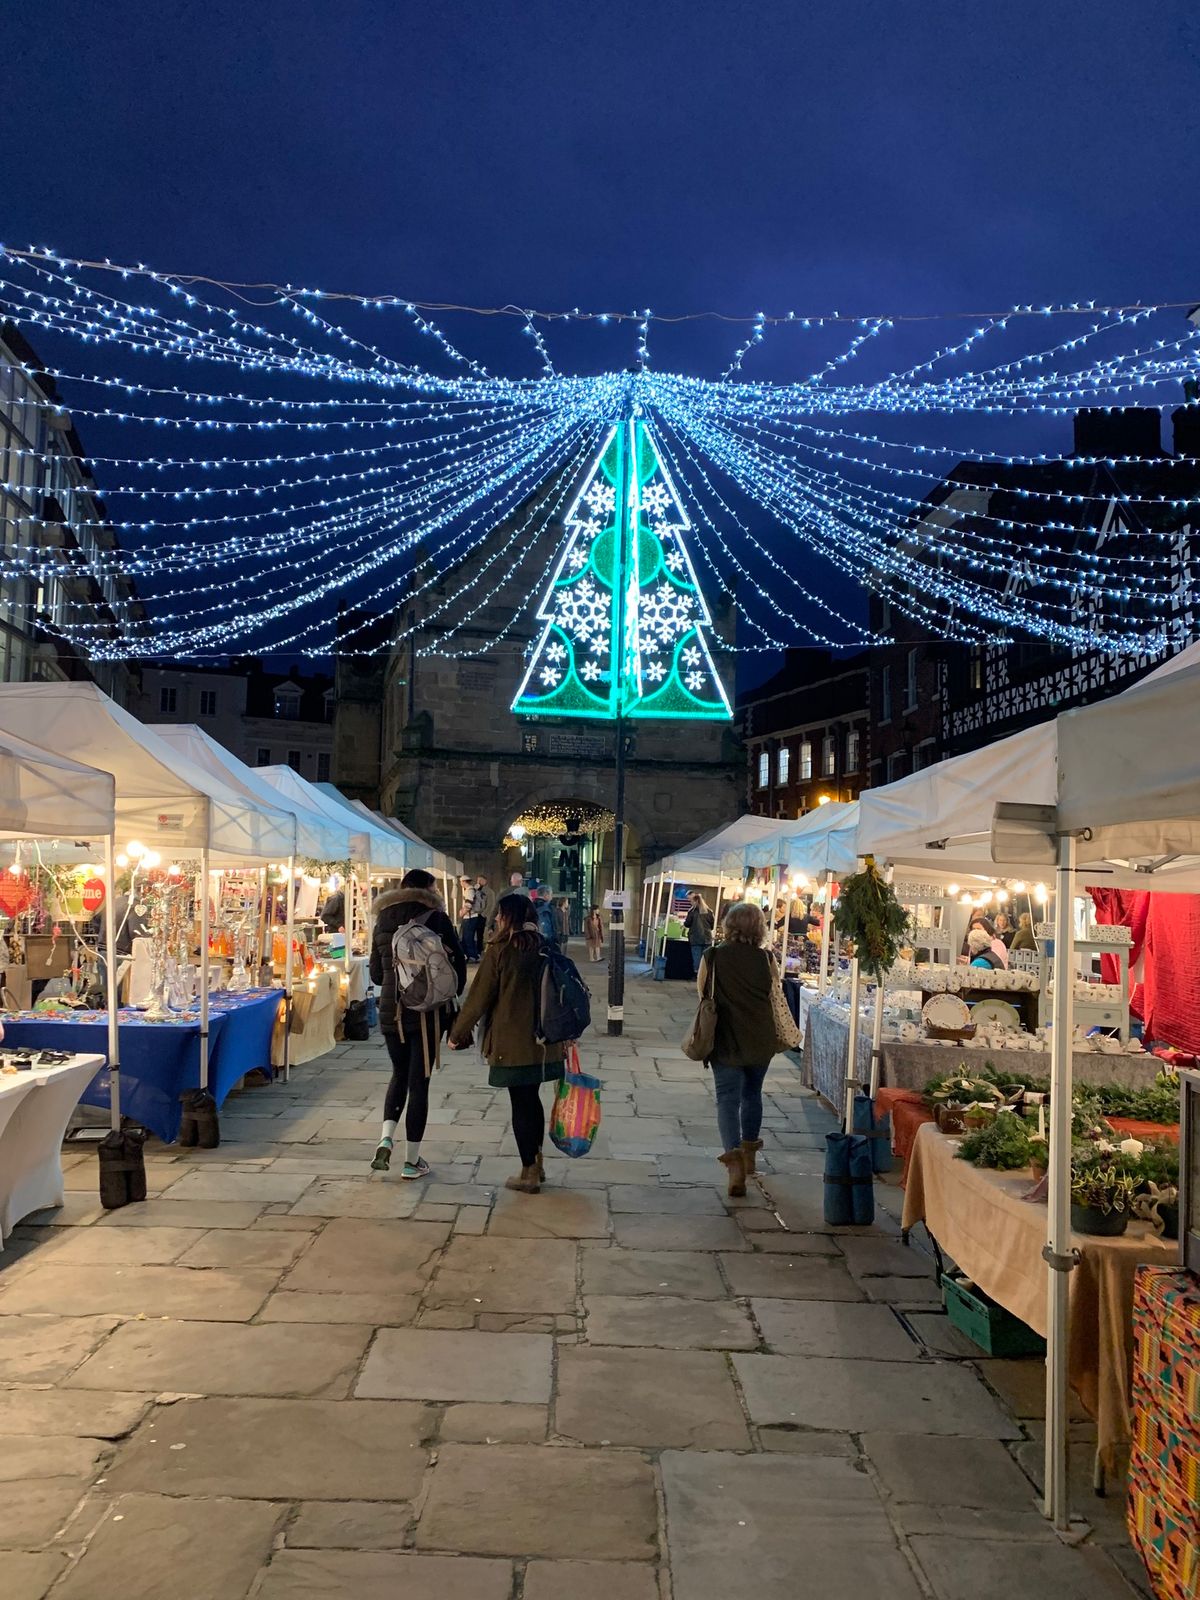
[6,1,1200,677]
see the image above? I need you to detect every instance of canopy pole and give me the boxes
[714,871,726,930]
[344,869,354,979]
[867,967,885,1100]
[842,956,861,1130]
[661,874,677,957]
[639,875,652,956]
[1044,834,1078,1531]
[365,858,374,958]
[283,852,295,1083]
[817,874,833,994]
[199,847,211,1092]
[103,833,121,1130]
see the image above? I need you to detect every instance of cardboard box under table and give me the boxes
[903,1121,1175,1473]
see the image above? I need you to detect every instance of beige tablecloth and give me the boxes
[902,1123,1175,1469]
[272,969,339,1068]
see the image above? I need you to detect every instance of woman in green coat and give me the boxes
[447,892,564,1193]
[696,900,778,1197]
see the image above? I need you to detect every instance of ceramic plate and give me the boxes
[969,999,1023,1032]
[922,993,971,1031]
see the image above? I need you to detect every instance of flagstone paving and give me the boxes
[0,955,1146,1597]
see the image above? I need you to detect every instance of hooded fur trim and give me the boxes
[373,885,442,915]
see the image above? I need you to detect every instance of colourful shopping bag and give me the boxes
[549,1045,602,1157]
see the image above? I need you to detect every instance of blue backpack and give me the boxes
[536,943,592,1045]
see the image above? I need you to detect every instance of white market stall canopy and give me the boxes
[0,730,115,842]
[323,790,452,876]
[153,726,351,863]
[0,683,291,861]
[648,815,786,885]
[258,767,409,871]
[739,800,861,882]
[1050,648,1200,885]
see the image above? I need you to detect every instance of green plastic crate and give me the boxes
[941,1273,1046,1358]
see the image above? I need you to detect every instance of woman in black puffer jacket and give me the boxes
[368,869,466,1178]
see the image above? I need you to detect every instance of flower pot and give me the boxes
[1160,1203,1179,1240]
[1028,1153,1049,1179]
[1070,1202,1128,1237]
[935,1105,966,1135]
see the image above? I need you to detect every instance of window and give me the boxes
[777,746,790,786]
[905,649,918,711]
[845,728,861,772]
[913,739,937,772]
[969,647,985,694]
[256,748,271,766]
[887,750,907,782]
[799,740,813,780]
[199,689,217,717]
[158,686,177,714]
[287,750,302,771]
[880,665,892,722]
[757,750,769,788]
[822,735,836,777]
[316,752,331,782]
[274,685,302,720]
[323,690,336,724]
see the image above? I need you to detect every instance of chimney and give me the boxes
[1172,405,1200,459]
[1072,407,1162,460]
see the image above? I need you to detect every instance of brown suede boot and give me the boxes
[740,1139,764,1177]
[505,1165,541,1194]
[536,1150,547,1184]
[718,1149,747,1198]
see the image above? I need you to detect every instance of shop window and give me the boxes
[799,740,812,780]
[757,750,769,788]
[158,685,177,714]
[777,746,790,785]
[845,728,861,772]
[199,689,217,717]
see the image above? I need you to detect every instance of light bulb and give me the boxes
[1011,881,1026,894]
[141,850,161,869]
[995,889,1008,903]
[1035,883,1049,902]
[115,853,129,868]
[126,840,145,858]
[946,882,960,895]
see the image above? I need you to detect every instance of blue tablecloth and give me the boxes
[0,990,282,1143]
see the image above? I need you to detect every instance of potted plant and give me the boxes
[1070,1161,1137,1236]
[1027,1133,1049,1178]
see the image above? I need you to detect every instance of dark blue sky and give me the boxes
[6,1,1200,676]
[10,1,1198,334]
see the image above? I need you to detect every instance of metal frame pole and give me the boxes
[1044,835,1078,1530]
[199,847,211,1091]
[283,851,295,1082]
[661,873,677,957]
[607,409,636,1037]
[817,873,833,994]
[103,833,121,1129]
[843,956,862,1130]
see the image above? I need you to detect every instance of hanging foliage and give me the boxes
[831,856,911,978]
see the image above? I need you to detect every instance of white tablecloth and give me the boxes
[272,969,340,1068]
[0,1054,103,1243]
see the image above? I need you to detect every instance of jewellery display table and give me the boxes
[0,1054,104,1243]
[903,1123,1175,1471]
[0,991,282,1144]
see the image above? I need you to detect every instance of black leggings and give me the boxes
[383,1021,435,1142]
[508,1084,545,1167]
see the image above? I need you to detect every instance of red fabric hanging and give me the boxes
[1089,886,1200,1055]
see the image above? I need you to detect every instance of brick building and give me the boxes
[739,651,870,818]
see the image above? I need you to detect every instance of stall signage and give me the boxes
[81,878,106,915]
[0,876,34,918]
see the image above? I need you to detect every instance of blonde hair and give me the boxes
[723,901,766,946]
[1018,911,1032,929]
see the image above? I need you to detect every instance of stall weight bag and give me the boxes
[98,1128,147,1210]
[178,1088,220,1149]
[823,1131,875,1225]
[852,1090,894,1175]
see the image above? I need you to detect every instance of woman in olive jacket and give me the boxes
[448,892,564,1193]
[696,900,778,1196]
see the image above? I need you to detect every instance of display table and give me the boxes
[345,955,371,1004]
[803,1004,1159,1112]
[273,969,339,1068]
[903,1123,1175,1470]
[0,1055,103,1243]
[658,939,696,981]
[0,991,282,1144]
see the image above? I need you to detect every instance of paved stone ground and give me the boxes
[0,956,1148,1599]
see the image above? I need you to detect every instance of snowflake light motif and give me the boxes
[540,666,561,687]
[584,481,615,517]
[552,577,608,642]
[682,645,701,667]
[578,515,602,540]
[641,480,671,519]
[545,641,567,663]
[589,635,607,655]
[685,669,706,692]
[581,660,601,683]
[645,659,667,683]
[664,549,685,573]
[638,582,696,648]
[568,545,589,570]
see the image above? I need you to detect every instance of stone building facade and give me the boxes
[350,472,742,907]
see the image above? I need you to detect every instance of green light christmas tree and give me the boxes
[511,420,731,721]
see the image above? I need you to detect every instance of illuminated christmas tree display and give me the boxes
[512,419,731,721]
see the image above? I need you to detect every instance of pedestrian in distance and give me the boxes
[533,886,560,948]
[696,900,777,1197]
[473,874,496,952]
[584,904,605,964]
[369,869,467,1178]
[458,876,479,962]
[683,889,714,976]
[447,891,564,1194]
